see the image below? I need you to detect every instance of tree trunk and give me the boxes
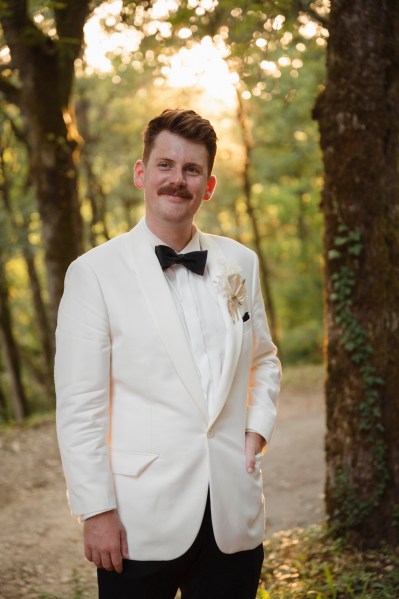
[22,233,55,386]
[0,381,8,422]
[0,134,54,383]
[0,258,29,421]
[313,0,399,547]
[0,1,91,331]
[235,89,279,346]
[75,95,111,248]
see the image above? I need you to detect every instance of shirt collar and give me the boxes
[143,218,201,253]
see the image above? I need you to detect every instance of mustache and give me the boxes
[157,185,193,199]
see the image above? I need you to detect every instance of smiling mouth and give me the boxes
[157,186,193,200]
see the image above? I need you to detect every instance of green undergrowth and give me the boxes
[259,524,399,599]
[36,524,399,599]
[0,410,55,433]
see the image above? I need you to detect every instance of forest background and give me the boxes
[0,0,326,422]
[1,2,399,596]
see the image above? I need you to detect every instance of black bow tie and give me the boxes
[155,245,208,276]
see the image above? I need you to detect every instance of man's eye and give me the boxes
[159,162,170,168]
[186,166,199,173]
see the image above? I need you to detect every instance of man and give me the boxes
[55,108,281,599]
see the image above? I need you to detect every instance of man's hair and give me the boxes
[142,109,218,174]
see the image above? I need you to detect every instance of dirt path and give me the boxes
[0,369,325,599]
[263,373,325,535]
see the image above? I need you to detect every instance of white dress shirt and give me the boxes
[146,221,226,413]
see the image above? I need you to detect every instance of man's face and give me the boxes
[134,130,216,231]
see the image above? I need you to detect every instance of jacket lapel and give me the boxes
[126,221,208,423]
[199,233,244,426]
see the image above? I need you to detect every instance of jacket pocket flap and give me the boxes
[110,450,159,477]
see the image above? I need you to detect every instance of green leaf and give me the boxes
[328,249,341,260]
[348,243,363,256]
[334,235,348,246]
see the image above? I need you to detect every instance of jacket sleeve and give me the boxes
[246,254,281,443]
[55,258,117,516]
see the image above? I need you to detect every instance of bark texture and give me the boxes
[0,0,91,331]
[313,0,399,546]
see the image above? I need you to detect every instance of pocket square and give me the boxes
[243,312,250,322]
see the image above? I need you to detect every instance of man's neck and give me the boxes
[145,218,195,252]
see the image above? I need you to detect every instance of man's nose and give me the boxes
[169,168,186,186]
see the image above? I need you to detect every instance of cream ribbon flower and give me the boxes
[226,273,246,323]
[214,261,247,324]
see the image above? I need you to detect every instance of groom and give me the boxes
[55,108,281,599]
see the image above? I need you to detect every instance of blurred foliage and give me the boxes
[0,111,51,416]
[260,524,399,598]
[0,0,327,418]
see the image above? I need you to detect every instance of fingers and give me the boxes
[120,527,129,560]
[246,448,256,473]
[245,436,255,472]
[245,433,257,473]
[90,548,104,569]
[86,546,123,572]
[245,431,266,473]
[101,550,116,572]
[110,548,123,573]
[83,511,128,573]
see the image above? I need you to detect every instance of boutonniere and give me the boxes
[214,261,247,324]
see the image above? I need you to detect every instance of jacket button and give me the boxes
[207,429,215,438]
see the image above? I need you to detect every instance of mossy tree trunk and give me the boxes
[0,0,91,332]
[313,0,399,546]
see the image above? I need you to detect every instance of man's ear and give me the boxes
[133,160,145,189]
[203,175,217,201]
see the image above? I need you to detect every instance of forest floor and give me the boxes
[0,365,325,599]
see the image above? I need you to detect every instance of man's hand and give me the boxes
[245,431,266,473]
[84,510,129,573]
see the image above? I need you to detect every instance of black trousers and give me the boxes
[98,495,264,599]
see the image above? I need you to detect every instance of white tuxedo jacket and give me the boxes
[55,220,281,560]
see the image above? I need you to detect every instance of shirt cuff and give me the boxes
[79,508,114,523]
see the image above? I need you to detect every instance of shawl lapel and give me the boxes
[126,221,208,423]
[199,233,244,426]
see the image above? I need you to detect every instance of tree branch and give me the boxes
[0,74,20,106]
[54,0,92,107]
[0,0,28,26]
[54,0,92,40]
[0,0,53,64]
